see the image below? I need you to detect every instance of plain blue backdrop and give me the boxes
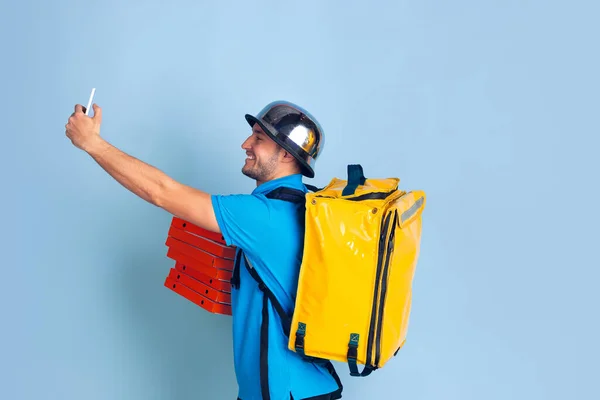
[3,1,599,399]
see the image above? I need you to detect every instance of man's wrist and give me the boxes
[83,135,108,155]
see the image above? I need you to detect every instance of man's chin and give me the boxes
[242,166,256,179]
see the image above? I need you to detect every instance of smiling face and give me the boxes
[241,123,300,185]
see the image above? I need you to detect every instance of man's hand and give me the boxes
[65,103,103,152]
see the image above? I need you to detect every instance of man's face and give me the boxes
[241,123,282,183]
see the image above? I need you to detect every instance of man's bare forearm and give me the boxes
[65,105,219,232]
[85,137,170,205]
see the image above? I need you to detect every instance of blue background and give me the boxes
[3,1,599,399]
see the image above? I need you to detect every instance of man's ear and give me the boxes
[280,149,296,164]
[282,150,302,173]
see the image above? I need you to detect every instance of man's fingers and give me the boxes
[92,104,102,123]
[75,104,83,114]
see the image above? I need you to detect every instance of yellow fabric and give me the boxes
[289,173,426,370]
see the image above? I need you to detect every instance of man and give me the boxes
[65,100,343,400]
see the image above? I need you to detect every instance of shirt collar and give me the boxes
[251,173,305,195]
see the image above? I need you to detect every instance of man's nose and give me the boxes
[241,137,252,149]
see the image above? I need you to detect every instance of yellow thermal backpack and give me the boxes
[234,164,426,380]
[291,164,425,377]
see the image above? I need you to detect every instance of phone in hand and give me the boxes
[83,88,96,115]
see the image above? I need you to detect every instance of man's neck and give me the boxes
[255,170,299,187]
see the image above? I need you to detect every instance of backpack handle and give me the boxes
[342,164,366,196]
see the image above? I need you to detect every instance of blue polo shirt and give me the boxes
[211,174,339,400]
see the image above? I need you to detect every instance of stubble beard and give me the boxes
[242,151,280,182]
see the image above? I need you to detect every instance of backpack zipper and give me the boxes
[365,209,394,370]
[314,190,398,202]
[374,210,398,367]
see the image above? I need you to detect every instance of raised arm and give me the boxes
[65,103,220,233]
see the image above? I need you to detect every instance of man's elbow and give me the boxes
[152,177,175,209]
[152,179,221,234]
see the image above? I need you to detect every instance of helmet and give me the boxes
[244,100,325,178]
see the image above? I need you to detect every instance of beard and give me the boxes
[242,150,280,182]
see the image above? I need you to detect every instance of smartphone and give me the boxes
[84,88,96,115]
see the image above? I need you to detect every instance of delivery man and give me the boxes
[65,100,343,400]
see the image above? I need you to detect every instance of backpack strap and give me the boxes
[241,251,343,400]
[229,186,343,399]
[265,186,306,204]
[230,186,306,289]
[238,251,277,399]
[242,252,292,336]
[347,333,375,377]
[230,250,242,289]
[304,184,321,192]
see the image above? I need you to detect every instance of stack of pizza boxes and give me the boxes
[163,217,236,316]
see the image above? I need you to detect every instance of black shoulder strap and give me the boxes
[265,186,306,203]
[305,184,321,192]
[228,186,343,399]
[230,186,306,290]
[238,250,343,400]
[230,249,242,289]
[242,252,292,336]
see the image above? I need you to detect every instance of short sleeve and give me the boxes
[211,193,273,252]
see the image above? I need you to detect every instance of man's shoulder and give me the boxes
[210,190,298,211]
[210,192,304,249]
[212,176,307,207]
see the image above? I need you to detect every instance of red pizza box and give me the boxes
[168,225,236,259]
[166,247,233,282]
[164,276,232,316]
[173,261,231,293]
[163,217,236,315]
[166,268,231,304]
[170,217,228,245]
[165,237,234,271]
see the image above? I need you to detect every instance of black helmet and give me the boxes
[245,100,325,178]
